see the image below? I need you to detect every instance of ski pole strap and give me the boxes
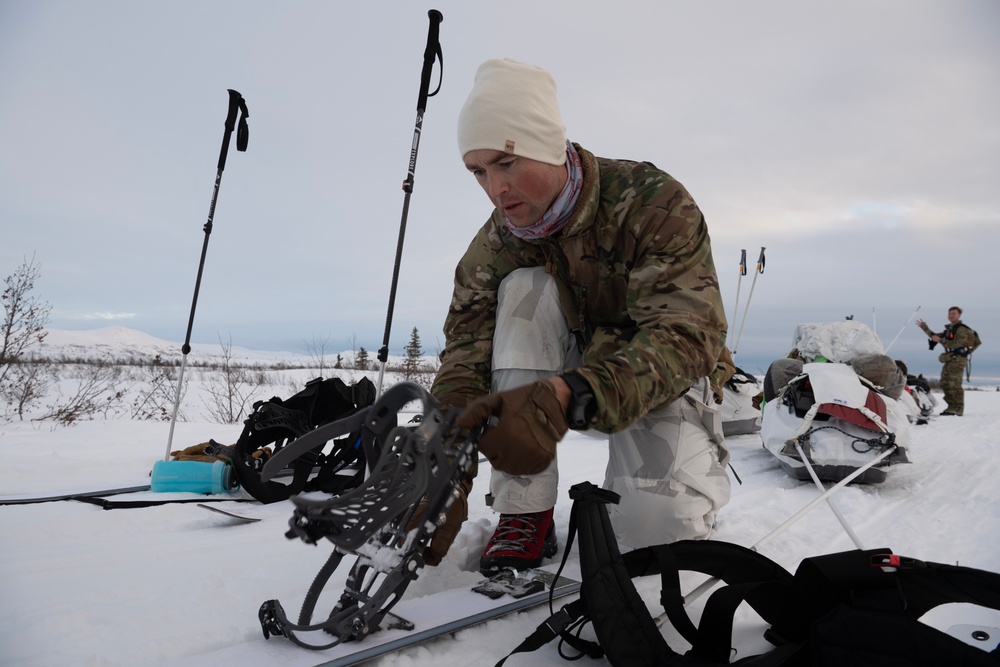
[218,89,250,171]
[416,10,444,112]
[756,246,766,274]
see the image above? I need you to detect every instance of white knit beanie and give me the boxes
[457,58,567,166]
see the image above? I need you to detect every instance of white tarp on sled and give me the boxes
[792,320,886,363]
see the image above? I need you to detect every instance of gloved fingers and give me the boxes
[455,393,503,430]
[171,442,212,458]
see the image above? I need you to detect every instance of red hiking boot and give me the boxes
[479,508,557,575]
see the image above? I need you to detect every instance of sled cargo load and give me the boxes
[760,321,911,484]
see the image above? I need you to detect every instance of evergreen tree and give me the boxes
[402,327,423,380]
[356,346,369,371]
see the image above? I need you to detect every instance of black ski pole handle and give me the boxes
[218,89,250,172]
[416,10,444,113]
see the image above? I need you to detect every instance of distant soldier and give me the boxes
[917,307,979,416]
[427,58,732,574]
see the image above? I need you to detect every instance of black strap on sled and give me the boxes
[501,481,1000,667]
[230,376,377,504]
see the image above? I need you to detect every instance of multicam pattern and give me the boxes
[432,144,727,433]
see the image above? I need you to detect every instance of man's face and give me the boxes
[948,308,961,324]
[463,149,567,228]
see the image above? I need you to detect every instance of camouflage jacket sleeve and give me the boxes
[919,322,938,339]
[568,158,727,431]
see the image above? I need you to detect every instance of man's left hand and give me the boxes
[456,380,569,475]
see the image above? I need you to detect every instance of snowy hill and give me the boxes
[37,326,324,365]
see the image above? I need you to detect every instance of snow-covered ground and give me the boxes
[2,333,999,666]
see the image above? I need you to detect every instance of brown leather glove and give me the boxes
[456,381,568,476]
[171,440,270,464]
[406,476,473,566]
[170,441,220,463]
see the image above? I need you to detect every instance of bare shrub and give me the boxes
[1,256,52,420]
[37,360,126,425]
[130,355,184,421]
[201,336,269,424]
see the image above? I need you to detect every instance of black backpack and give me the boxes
[229,376,378,504]
[500,481,1000,666]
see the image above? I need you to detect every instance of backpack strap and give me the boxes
[494,598,597,667]
[493,482,621,667]
[495,482,803,667]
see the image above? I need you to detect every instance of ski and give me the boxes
[1,461,314,508]
[196,499,294,522]
[0,484,151,506]
[163,565,580,667]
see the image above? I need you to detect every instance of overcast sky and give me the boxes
[2,0,998,380]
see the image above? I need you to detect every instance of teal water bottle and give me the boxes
[150,460,237,494]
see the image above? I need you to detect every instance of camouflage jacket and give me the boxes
[431,144,728,433]
[920,320,978,355]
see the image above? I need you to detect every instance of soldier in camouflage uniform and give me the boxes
[917,307,977,416]
[427,59,731,574]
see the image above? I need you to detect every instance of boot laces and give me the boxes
[486,513,546,555]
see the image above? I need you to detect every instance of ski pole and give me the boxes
[731,246,765,355]
[375,9,444,399]
[728,249,747,349]
[884,305,921,354]
[164,89,250,462]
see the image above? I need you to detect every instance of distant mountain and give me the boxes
[33,326,418,368]
[35,327,318,365]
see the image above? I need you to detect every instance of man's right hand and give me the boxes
[456,380,568,476]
